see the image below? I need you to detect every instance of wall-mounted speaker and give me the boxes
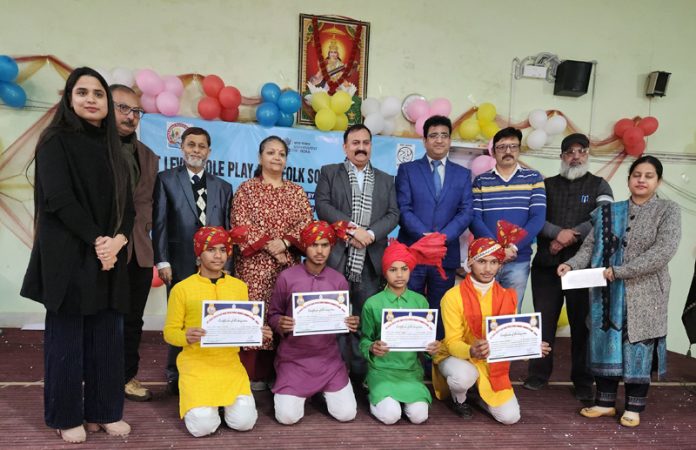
[646,71,671,97]
[553,60,593,97]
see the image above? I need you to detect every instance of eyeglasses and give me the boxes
[427,132,450,140]
[114,102,146,118]
[562,147,590,156]
[494,144,520,153]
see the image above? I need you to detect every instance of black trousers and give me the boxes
[123,258,153,383]
[527,265,593,388]
[595,376,650,412]
[44,309,124,429]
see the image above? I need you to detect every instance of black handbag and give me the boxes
[682,259,696,356]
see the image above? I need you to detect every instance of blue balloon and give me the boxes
[0,55,19,82]
[277,111,295,127]
[260,82,281,104]
[255,102,279,127]
[277,90,302,114]
[0,81,27,108]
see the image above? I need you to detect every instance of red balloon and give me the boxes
[624,139,646,157]
[151,266,164,288]
[637,116,659,136]
[622,127,645,146]
[198,97,221,120]
[220,107,239,122]
[219,86,242,109]
[613,118,634,138]
[202,75,224,98]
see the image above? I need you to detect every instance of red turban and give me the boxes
[193,226,233,257]
[382,233,447,279]
[468,237,505,263]
[299,220,352,250]
[496,220,527,247]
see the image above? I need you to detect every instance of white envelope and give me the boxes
[561,267,608,290]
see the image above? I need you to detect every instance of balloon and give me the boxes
[219,86,242,109]
[364,114,385,135]
[310,91,330,112]
[380,96,401,119]
[151,266,164,288]
[0,81,26,108]
[276,111,295,127]
[156,91,180,116]
[198,96,221,120]
[481,121,500,139]
[470,155,497,177]
[135,69,164,96]
[260,82,281,103]
[624,139,646,156]
[277,90,302,114]
[528,109,548,129]
[112,67,135,87]
[220,107,240,123]
[557,305,569,329]
[458,119,480,140]
[95,67,114,86]
[613,118,634,138]
[414,115,427,137]
[361,97,380,116]
[477,102,497,122]
[202,75,224,98]
[544,115,567,135]
[162,75,184,96]
[526,129,548,150]
[256,102,279,127]
[330,91,352,114]
[332,113,349,131]
[429,98,452,117]
[140,94,158,113]
[315,108,337,131]
[622,127,645,146]
[382,120,396,136]
[638,116,659,136]
[0,55,19,82]
[406,98,429,122]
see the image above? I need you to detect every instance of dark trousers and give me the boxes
[595,376,650,412]
[408,265,456,340]
[123,259,153,383]
[44,309,124,429]
[239,349,276,382]
[527,265,593,389]
[165,279,182,383]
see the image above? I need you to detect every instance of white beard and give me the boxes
[183,154,207,169]
[560,160,589,180]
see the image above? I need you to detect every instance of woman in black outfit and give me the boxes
[21,67,134,443]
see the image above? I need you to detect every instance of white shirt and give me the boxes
[491,164,521,183]
[349,162,367,192]
[426,155,447,185]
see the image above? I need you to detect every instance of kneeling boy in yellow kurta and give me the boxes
[164,226,272,437]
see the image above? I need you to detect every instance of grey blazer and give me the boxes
[314,162,400,277]
[565,196,681,342]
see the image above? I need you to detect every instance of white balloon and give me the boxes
[111,67,135,87]
[363,113,385,135]
[526,129,548,150]
[544,115,567,135]
[528,109,548,130]
[380,96,401,119]
[95,67,114,86]
[382,120,396,136]
[361,97,380,116]
[545,134,555,146]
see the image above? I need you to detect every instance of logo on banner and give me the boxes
[166,122,191,149]
[396,144,415,166]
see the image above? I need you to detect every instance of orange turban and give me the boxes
[193,225,248,257]
[299,220,352,249]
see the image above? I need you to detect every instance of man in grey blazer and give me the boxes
[315,124,400,383]
[152,126,233,392]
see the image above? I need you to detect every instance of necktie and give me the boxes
[192,175,206,225]
[432,160,442,197]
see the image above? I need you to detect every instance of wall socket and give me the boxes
[522,65,548,79]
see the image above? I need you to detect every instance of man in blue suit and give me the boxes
[395,115,473,338]
[152,126,233,392]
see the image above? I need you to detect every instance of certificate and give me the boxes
[200,301,264,347]
[380,308,438,352]
[292,290,350,336]
[561,267,607,290]
[486,313,542,363]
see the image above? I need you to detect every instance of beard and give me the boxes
[560,159,589,180]
[183,154,207,169]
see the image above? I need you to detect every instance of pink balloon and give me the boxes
[470,155,497,177]
[487,138,494,156]
[156,91,180,116]
[140,94,158,113]
[136,69,164,96]
[415,116,427,137]
[406,99,430,122]
[429,98,452,117]
[163,75,184,97]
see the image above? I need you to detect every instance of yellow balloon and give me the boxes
[315,108,337,131]
[477,102,497,122]
[481,121,500,139]
[557,304,569,328]
[333,113,349,131]
[330,91,352,114]
[311,91,330,112]
[458,119,481,140]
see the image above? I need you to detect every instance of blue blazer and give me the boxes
[395,156,473,269]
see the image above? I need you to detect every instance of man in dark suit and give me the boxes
[111,85,160,402]
[315,124,400,382]
[153,126,233,392]
[396,115,473,338]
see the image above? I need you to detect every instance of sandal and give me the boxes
[579,406,616,418]
[85,420,131,436]
[56,425,86,443]
[620,413,640,427]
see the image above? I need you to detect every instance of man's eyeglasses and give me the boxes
[114,102,146,118]
[494,144,520,153]
[562,147,590,156]
[427,132,450,140]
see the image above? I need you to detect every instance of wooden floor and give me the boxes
[1,328,696,449]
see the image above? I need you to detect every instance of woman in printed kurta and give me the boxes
[232,136,313,383]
